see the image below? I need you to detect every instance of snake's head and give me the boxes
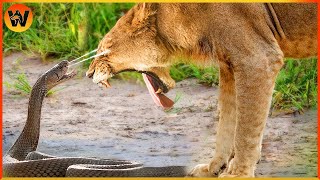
[46,60,77,90]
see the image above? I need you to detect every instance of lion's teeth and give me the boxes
[92,69,113,85]
[101,80,111,88]
[106,81,111,87]
[155,88,162,94]
[101,73,110,81]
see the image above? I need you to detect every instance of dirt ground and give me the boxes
[2,53,317,177]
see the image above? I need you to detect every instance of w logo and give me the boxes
[4,4,33,32]
[8,10,30,27]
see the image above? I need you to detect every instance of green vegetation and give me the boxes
[3,3,317,111]
[4,73,32,96]
[4,73,65,97]
[3,3,134,61]
[170,64,219,86]
[272,58,317,111]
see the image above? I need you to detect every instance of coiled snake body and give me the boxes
[3,61,187,177]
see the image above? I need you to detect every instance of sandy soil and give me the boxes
[2,53,317,177]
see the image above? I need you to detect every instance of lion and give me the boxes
[86,3,317,177]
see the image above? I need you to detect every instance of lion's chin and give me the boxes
[91,68,113,88]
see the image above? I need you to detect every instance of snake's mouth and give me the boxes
[54,61,77,84]
[45,60,78,89]
[58,70,77,83]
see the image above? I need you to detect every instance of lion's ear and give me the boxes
[141,3,157,16]
[134,3,157,23]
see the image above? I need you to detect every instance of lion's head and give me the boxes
[86,3,175,108]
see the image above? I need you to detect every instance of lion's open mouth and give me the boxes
[142,72,168,93]
[141,72,174,110]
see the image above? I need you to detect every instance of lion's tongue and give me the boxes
[142,73,174,109]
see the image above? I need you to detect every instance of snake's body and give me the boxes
[3,61,187,177]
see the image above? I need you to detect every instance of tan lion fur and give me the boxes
[86,3,317,177]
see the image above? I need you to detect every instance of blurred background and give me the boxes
[3,2,317,113]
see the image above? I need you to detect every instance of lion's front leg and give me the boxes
[189,65,237,177]
[219,55,283,177]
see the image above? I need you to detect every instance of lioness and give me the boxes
[86,3,317,177]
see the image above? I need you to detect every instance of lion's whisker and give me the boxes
[68,49,98,64]
[68,49,111,68]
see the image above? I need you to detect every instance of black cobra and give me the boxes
[3,60,187,177]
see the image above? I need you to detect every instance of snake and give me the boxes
[3,60,187,177]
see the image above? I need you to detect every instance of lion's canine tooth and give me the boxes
[106,80,111,87]
[101,80,111,88]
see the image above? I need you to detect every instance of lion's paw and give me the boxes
[188,158,227,177]
[188,164,212,177]
[218,159,254,178]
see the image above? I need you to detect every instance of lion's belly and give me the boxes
[272,3,317,59]
[278,36,317,59]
